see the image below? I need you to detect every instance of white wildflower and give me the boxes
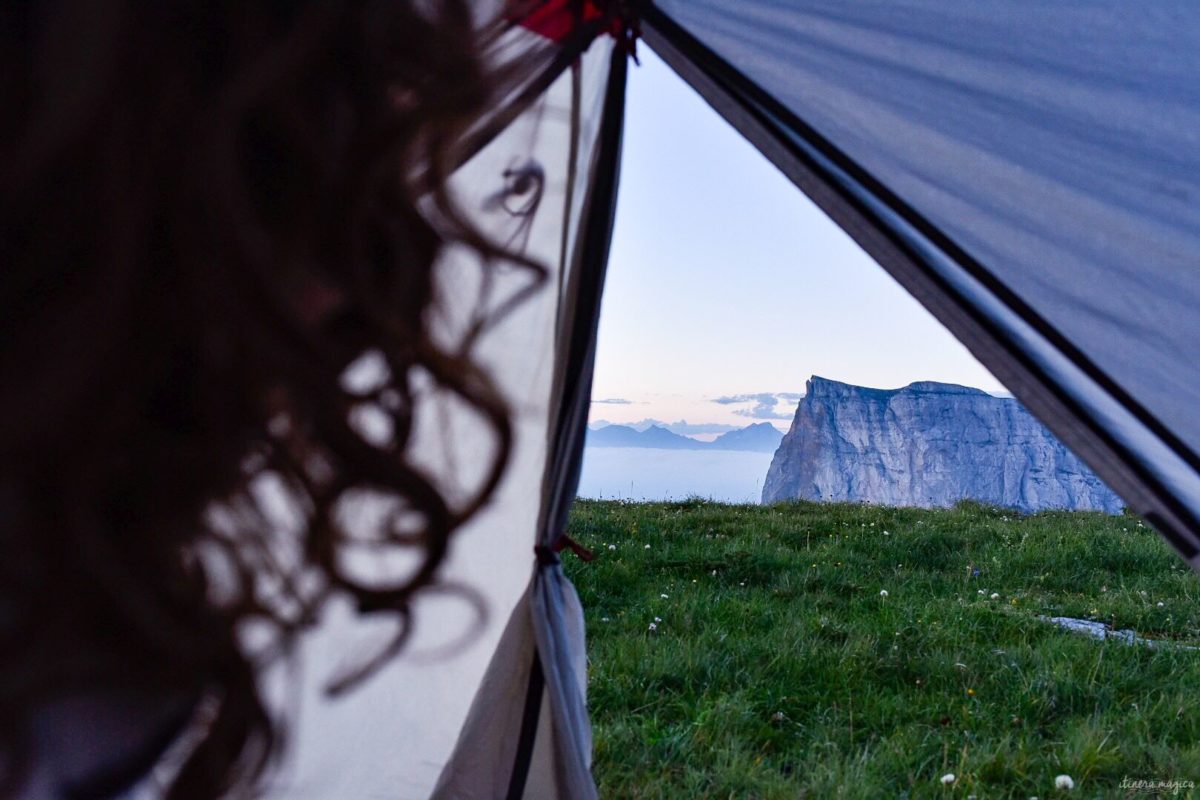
[648,622,657,632]
[883,530,890,536]
[880,589,889,598]
[607,544,616,551]
[644,543,651,549]
[978,589,986,595]
[660,593,669,599]
[600,617,610,623]
[1157,601,1165,607]
[654,616,662,623]
[990,592,1000,600]
[940,773,956,786]
[1054,774,1074,790]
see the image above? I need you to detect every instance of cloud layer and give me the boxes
[711,391,803,420]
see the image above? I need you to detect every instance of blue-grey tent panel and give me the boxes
[648,0,1200,550]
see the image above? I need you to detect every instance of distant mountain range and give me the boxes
[589,418,742,436]
[586,422,783,453]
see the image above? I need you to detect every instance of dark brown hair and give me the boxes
[0,2,546,796]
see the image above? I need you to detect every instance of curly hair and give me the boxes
[0,2,552,797]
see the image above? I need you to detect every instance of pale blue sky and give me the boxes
[589,46,1004,429]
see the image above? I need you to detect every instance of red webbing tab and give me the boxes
[554,534,595,562]
[515,0,640,62]
[535,535,594,566]
[517,0,605,43]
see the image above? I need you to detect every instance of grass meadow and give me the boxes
[565,499,1200,798]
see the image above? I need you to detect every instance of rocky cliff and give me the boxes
[762,377,1123,513]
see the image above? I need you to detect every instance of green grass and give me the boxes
[564,499,1200,798]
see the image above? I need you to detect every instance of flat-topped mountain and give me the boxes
[762,376,1123,513]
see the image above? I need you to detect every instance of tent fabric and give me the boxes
[433,37,624,800]
[643,0,1200,561]
[436,582,585,800]
[428,586,566,800]
[117,2,1200,797]
[279,4,1200,796]
[428,588,541,799]
[242,30,616,800]
[530,41,628,800]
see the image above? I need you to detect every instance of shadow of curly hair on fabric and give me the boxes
[0,2,558,797]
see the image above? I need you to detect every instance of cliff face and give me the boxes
[762,377,1123,513]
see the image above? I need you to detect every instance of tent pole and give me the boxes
[526,41,629,799]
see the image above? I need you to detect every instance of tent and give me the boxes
[254,2,1200,797]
